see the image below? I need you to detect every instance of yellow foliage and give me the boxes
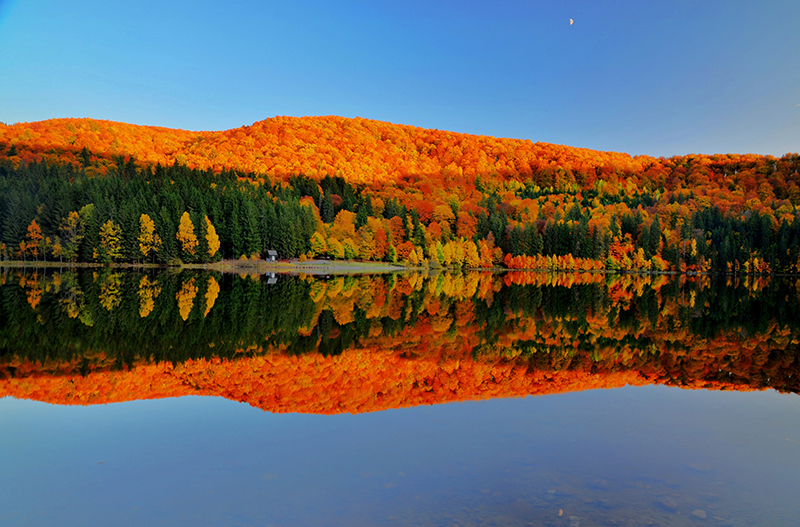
[205,216,220,257]
[99,273,123,311]
[99,220,122,262]
[176,278,198,321]
[204,276,219,317]
[138,214,161,260]
[176,212,198,255]
[138,276,161,318]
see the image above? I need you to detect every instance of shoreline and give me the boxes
[0,259,792,277]
[193,259,419,275]
[0,259,424,275]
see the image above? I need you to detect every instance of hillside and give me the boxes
[0,116,643,185]
[1,116,799,273]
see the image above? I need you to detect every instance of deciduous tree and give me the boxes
[98,220,123,263]
[176,211,198,256]
[205,216,220,258]
[138,214,162,263]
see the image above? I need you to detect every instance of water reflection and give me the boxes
[1,268,799,409]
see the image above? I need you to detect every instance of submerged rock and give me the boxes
[655,496,678,511]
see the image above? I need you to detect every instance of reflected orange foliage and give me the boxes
[1,336,788,414]
[2,273,796,414]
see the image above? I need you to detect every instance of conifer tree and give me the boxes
[321,193,335,223]
[78,204,98,262]
[242,201,261,258]
[158,207,178,263]
[647,215,661,258]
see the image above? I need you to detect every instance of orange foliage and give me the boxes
[3,116,800,274]
[0,116,649,190]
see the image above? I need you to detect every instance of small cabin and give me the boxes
[267,250,278,262]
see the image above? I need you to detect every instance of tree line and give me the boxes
[2,152,800,274]
[0,158,316,263]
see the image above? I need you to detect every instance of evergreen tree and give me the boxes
[647,215,661,258]
[157,206,178,263]
[78,204,98,262]
[321,193,335,223]
[355,200,369,230]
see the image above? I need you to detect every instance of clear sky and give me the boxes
[1,0,798,157]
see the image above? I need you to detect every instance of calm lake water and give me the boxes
[2,268,800,526]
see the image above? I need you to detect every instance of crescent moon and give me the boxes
[569,19,574,25]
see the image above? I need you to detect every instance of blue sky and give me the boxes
[1,0,798,157]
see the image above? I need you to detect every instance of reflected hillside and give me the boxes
[1,268,799,413]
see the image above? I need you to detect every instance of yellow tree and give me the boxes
[326,238,344,259]
[465,240,481,268]
[98,220,123,263]
[357,225,375,260]
[432,204,456,227]
[342,237,359,260]
[427,243,441,267]
[176,212,198,257]
[138,214,162,263]
[59,211,83,262]
[331,210,357,241]
[410,247,422,265]
[205,216,220,258]
[309,231,327,257]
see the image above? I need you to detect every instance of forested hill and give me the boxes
[1,116,799,273]
[0,116,641,184]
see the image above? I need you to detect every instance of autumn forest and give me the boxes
[1,116,799,273]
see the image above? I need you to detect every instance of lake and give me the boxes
[2,268,800,526]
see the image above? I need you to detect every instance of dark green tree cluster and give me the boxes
[683,206,800,272]
[0,269,318,366]
[0,158,317,263]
